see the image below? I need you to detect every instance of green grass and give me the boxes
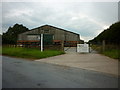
[0,46,2,54]
[91,45,120,60]
[91,45,102,53]
[2,46,65,59]
[102,49,120,60]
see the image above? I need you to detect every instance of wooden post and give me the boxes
[102,40,105,52]
[89,43,90,53]
[61,40,64,51]
[76,41,79,52]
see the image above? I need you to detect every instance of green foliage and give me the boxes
[89,22,120,60]
[0,46,1,55]
[2,46,65,59]
[91,45,102,53]
[89,21,120,45]
[91,45,120,60]
[102,49,120,60]
[2,24,29,44]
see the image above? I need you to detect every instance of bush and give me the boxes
[91,45,120,60]
[102,49,120,60]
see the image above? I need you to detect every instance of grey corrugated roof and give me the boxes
[20,24,80,35]
[31,24,80,35]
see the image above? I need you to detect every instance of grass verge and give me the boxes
[91,45,120,60]
[102,49,120,60]
[2,46,65,59]
[0,46,2,55]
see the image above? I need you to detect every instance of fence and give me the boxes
[3,44,64,51]
[91,40,120,52]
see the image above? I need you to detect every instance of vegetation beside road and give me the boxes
[89,21,120,44]
[2,46,65,59]
[0,46,2,55]
[102,49,120,60]
[89,21,120,60]
[91,45,120,60]
[2,24,29,44]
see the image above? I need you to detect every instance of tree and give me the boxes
[89,21,120,45]
[2,24,29,44]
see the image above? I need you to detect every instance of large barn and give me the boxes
[17,25,81,48]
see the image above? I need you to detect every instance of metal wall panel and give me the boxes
[18,25,80,42]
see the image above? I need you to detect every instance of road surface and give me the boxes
[2,56,118,88]
[0,55,2,89]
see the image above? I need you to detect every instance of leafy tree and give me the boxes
[89,21,120,45]
[2,24,29,44]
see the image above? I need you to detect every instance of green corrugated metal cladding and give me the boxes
[43,34,53,45]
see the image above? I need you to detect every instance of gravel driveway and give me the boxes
[36,52,119,76]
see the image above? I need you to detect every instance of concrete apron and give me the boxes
[35,53,119,77]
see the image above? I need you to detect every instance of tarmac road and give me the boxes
[0,55,2,89]
[2,56,118,88]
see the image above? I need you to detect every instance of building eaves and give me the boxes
[20,24,80,35]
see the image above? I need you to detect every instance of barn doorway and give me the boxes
[43,34,53,45]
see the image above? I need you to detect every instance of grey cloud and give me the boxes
[1,2,118,41]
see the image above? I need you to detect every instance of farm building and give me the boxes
[17,25,81,49]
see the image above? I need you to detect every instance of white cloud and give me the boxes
[5,9,33,18]
[1,0,120,2]
[1,2,118,41]
[0,10,1,34]
[103,25,110,29]
[81,36,94,42]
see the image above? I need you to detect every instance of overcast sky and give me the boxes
[1,0,119,41]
